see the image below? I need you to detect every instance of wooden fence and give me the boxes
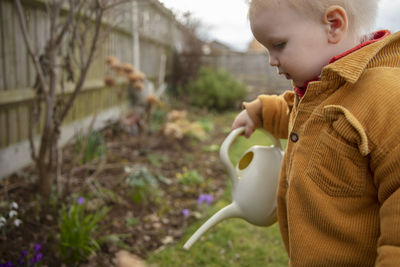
[0,0,186,178]
[202,52,290,99]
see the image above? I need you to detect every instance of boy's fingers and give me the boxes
[244,126,254,138]
[231,120,242,130]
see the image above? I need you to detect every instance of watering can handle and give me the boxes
[219,127,282,188]
[219,127,245,188]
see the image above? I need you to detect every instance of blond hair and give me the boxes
[248,0,379,41]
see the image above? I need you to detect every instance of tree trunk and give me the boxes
[36,99,59,197]
[37,131,60,197]
[38,158,52,197]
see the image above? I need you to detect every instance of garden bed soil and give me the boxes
[0,114,230,266]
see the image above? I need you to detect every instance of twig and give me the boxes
[53,0,75,48]
[59,4,105,122]
[14,0,49,96]
[84,156,107,184]
[28,104,38,161]
[70,162,128,177]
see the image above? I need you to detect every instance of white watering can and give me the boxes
[183,127,283,250]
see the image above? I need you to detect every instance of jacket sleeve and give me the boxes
[374,143,400,265]
[357,69,400,265]
[243,91,294,139]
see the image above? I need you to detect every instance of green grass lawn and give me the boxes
[147,114,289,266]
[147,201,288,266]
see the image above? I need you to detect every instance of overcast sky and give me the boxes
[159,0,400,52]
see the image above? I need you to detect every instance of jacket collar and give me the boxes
[322,30,400,84]
[328,30,390,64]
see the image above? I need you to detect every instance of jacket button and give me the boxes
[290,132,299,142]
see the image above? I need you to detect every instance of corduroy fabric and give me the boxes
[244,31,400,266]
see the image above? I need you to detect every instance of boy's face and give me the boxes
[250,3,335,87]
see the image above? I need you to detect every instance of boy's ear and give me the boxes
[323,6,348,44]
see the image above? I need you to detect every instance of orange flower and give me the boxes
[167,110,187,121]
[105,56,119,66]
[104,76,116,87]
[127,70,146,82]
[164,122,184,139]
[146,95,160,105]
[132,80,143,90]
[121,63,135,75]
[136,71,146,81]
[128,73,141,82]
[112,63,125,76]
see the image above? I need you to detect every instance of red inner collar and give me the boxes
[329,30,390,64]
[294,30,391,98]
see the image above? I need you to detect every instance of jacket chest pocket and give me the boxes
[306,129,368,197]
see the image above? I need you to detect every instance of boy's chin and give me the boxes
[292,80,305,88]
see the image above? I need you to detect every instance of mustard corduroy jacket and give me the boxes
[244,31,400,266]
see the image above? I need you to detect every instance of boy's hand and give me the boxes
[232,110,255,138]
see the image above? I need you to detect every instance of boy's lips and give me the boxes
[279,71,291,80]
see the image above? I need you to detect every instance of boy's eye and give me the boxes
[273,42,286,49]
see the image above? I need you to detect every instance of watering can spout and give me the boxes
[183,203,242,250]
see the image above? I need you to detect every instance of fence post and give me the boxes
[131,0,140,69]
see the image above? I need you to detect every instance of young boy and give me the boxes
[232,0,400,265]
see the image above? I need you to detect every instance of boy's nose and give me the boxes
[269,56,279,67]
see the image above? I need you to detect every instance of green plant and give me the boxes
[149,106,168,132]
[197,117,215,133]
[125,166,160,204]
[76,131,106,164]
[91,180,127,206]
[176,168,205,186]
[203,144,220,152]
[147,153,168,168]
[187,122,208,141]
[184,67,247,111]
[125,217,140,227]
[58,196,109,264]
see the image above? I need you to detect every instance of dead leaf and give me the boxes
[161,236,174,245]
[146,213,160,223]
[152,222,162,229]
[115,250,146,267]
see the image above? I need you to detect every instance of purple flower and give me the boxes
[182,209,190,218]
[205,195,214,205]
[30,252,43,265]
[34,243,41,252]
[18,251,27,265]
[0,262,14,267]
[77,197,85,205]
[197,194,214,205]
[35,252,43,262]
